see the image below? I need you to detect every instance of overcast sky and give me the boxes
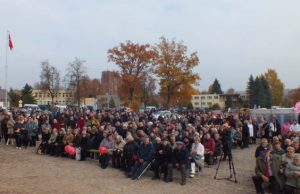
[0,0,299,92]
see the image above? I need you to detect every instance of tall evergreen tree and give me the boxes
[209,79,223,94]
[260,76,272,108]
[246,75,255,108]
[253,77,262,107]
[21,84,36,104]
[248,76,272,108]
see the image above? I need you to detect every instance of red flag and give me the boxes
[8,34,13,50]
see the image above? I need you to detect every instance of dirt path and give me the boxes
[0,143,256,194]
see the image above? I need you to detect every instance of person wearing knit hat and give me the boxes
[152,136,165,180]
[173,140,189,185]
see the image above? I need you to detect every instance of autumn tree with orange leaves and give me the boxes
[78,76,102,98]
[282,86,300,107]
[108,41,157,107]
[155,37,200,108]
[262,69,284,105]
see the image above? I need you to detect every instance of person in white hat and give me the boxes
[190,136,204,177]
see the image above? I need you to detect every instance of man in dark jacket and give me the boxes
[152,137,173,182]
[172,141,189,185]
[1,115,8,143]
[129,136,154,179]
[122,135,139,174]
[252,146,284,194]
[242,120,250,148]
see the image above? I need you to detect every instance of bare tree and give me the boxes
[40,60,60,107]
[66,57,86,107]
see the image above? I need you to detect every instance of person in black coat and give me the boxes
[53,129,65,156]
[152,137,173,182]
[242,120,250,148]
[1,116,8,143]
[129,136,154,179]
[122,135,139,173]
[38,127,50,154]
[80,131,89,161]
[261,119,271,140]
[14,119,25,149]
[172,141,189,185]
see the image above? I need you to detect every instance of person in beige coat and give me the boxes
[284,153,300,194]
[6,115,15,145]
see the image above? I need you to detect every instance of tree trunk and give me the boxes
[166,85,171,109]
[51,96,54,108]
[129,87,134,106]
[77,79,80,108]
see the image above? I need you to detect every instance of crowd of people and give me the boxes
[0,107,299,189]
[253,117,300,194]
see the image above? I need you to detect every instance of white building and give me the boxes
[191,94,225,109]
[33,89,75,105]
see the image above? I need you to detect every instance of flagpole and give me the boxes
[5,30,8,109]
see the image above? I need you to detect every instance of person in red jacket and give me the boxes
[77,116,85,130]
[52,119,60,131]
[203,133,215,165]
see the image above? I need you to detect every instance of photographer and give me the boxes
[221,123,233,160]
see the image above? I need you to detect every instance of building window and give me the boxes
[208,102,212,106]
[214,96,218,99]
[63,93,65,97]
[194,96,199,100]
[195,102,199,105]
[201,96,205,99]
[208,96,212,99]
[201,102,205,105]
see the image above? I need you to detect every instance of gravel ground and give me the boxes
[0,142,256,194]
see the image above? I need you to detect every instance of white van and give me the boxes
[24,104,39,109]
